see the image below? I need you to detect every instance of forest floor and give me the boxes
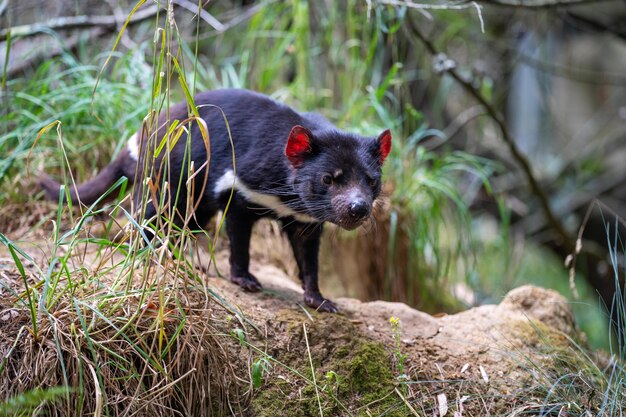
[0,203,604,416]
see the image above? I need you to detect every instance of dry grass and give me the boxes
[0,204,254,416]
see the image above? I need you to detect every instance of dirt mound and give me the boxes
[206,264,587,416]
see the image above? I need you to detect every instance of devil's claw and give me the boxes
[231,274,263,292]
[304,293,339,313]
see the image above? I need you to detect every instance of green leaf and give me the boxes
[232,328,245,346]
[252,359,263,389]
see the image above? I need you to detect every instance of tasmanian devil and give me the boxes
[40,89,391,313]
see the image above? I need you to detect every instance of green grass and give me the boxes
[384,135,496,310]
[0,51,152,203]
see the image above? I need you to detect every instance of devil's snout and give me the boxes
[330,187,373,229]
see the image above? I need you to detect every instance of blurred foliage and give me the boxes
[0,387,68,416]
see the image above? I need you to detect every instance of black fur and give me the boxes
[41,89,391,313]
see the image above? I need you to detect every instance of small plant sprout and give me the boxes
[325,370,338,383]
[232,328,246,346]
[389,316,408,380]
[252,357,272,390]
[323,370,340,396]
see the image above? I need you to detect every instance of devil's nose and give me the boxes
[348,200,369,220]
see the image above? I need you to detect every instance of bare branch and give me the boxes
[380,0,619,9]
[0,5,160,42]
[561,10,626,41]
[2,28,107,76]
[470,0,620,8]
[106,0,138,49]
[209,2,265,34]
[521,166,626,235]
[0,1,246,43]
[171,0,224,32]
[407,17,574,250]
[379,0,481,9]
[439,106,486,146]
[0,0,8,18]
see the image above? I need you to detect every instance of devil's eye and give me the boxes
[321,174,333,185]
[369,178,378,188]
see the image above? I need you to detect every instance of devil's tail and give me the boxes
[40,151,135,206]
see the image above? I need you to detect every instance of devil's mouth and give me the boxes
[332,217,366,231]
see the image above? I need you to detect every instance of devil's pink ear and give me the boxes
[377,129,392,164]
[285,125,313,167]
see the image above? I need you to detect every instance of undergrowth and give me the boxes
[2,0,617,415]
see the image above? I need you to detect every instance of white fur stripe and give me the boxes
[127,132,139,161]
[214,170,317,223]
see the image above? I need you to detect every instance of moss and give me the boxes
[337,342,393,400]
[334,341,405,417]
[251,316,405,417]
[251,378,305,417]
[509,319,571,351]
[335,345,350,359]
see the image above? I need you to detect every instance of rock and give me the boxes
[499,285,578,336]
[337,297,440,339]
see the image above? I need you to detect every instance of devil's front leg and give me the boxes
[283,221,338,313]
[226,211,262,292]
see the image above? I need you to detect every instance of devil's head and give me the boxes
[285,125,391,230]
